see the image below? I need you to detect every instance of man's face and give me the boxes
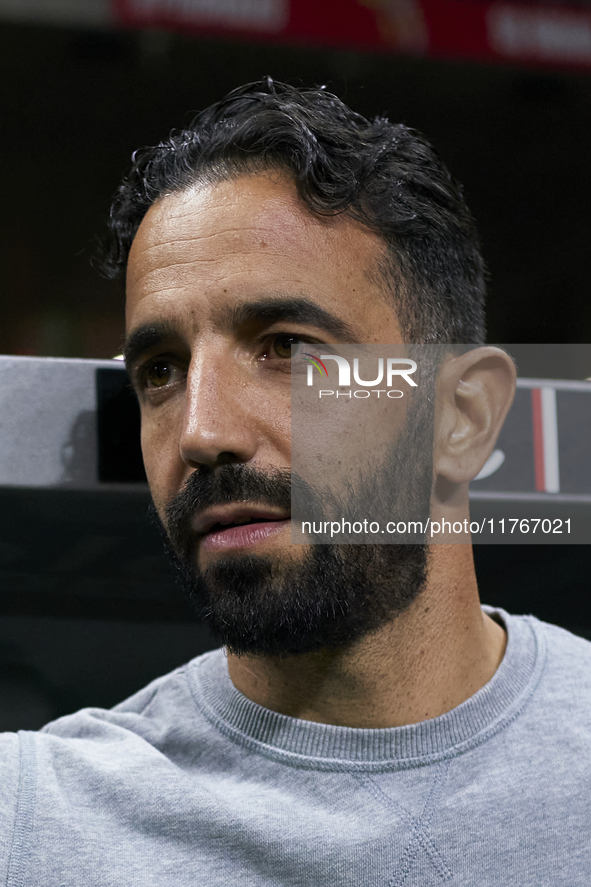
[125,172,430,656]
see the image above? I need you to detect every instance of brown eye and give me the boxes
[273,335,301,359]
[145,361,173,388]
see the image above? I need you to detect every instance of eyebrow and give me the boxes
[123,319,183,379]
[124,297,359,374]
[214,297,358,341]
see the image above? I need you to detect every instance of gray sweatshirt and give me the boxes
[1,607,590,885]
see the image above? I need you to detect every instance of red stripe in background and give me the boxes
[531,388,545,491]
[112,0,591,72]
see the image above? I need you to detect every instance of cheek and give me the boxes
[252,392,291,461]
[140,412,182,506]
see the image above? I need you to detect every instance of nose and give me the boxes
[179,353,259,470]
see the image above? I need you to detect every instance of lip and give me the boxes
[192,504,291,537]
[200,518,291,553]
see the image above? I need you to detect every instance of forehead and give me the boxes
[125,171,401,342]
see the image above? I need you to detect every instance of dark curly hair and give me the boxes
[100,78,486,344]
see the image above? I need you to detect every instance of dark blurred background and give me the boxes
[1,0,590,729]
[2,4,591,357]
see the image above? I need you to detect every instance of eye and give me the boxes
[140,359,181,390]
[265,334,306,360]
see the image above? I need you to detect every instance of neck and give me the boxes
[226,545,506,729]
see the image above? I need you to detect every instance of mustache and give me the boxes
[163,464,292,557]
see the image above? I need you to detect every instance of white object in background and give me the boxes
[474,449,505,481]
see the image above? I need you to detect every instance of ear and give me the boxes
[434,347,516,485]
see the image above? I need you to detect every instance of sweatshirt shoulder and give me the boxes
[512,614,591,727]
[0,731,22,811]
[0,732,26,883]
[486,606,591,674]
[531,616,591,661]
[38,649,221,746]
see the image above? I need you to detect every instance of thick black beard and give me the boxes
[157,528,429,657]
[151,389,434,658]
